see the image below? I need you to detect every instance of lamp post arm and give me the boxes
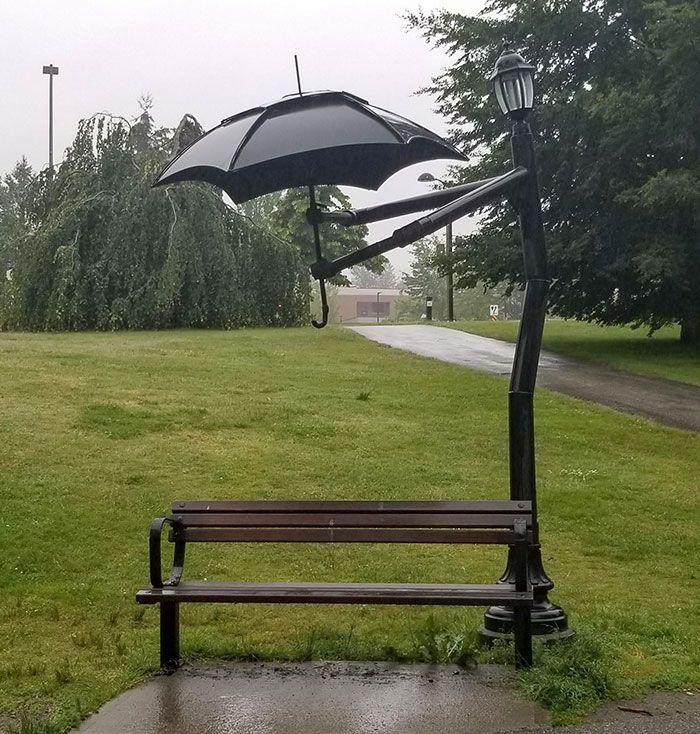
[309,176,504,228]
[310,167,527,280]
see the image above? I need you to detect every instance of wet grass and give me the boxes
[0,327,697,731]
[443,320,700,385]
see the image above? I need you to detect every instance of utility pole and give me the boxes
[418,172,455,321]
[42,64,59,170]
[445,221,454,321]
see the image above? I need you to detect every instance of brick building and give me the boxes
[336,287,401,324]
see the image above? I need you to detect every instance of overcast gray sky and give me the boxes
[2,0,486,274]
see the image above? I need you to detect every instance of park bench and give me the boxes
[136,499,534,670]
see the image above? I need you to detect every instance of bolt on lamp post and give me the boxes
[481,48,572,641]
[417,172,454,321]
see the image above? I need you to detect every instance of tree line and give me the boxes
[2,0,697,342]
[408,0,699,343]
[0,102,368,331]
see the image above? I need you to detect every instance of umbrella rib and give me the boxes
[228,110,271,172]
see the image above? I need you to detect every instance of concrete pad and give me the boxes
[74,662,549,734]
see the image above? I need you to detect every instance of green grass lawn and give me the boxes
[0,328,697,732]
[443,320,700,385]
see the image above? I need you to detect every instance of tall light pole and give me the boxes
[417,172,454,321]
[42,64,59,170]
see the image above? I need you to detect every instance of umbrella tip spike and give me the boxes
[294,54,303,96]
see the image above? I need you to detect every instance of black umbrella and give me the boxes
[153,88,465,327]
[152,90,464,203]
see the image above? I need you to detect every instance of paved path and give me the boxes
[74,663,699,734]
[349,325,700,432]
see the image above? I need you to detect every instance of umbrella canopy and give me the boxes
[153,90,465,203]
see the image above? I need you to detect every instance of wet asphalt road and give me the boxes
[349,325,700,432]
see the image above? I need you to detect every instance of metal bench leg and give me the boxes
[160,602,180,671]
[514,606,533,669]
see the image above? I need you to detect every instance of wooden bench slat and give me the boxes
[172,512,530,529]
[178,527,525,544]
[137,581,533,606]
[173,500,531,514]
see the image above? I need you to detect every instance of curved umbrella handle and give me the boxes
[312,278,329,329]
[308,185,329,329]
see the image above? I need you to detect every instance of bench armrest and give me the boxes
[149,517,186,588]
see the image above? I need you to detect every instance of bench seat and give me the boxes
[137,581,533,606]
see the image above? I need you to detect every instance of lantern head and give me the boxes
[490,47,535,120]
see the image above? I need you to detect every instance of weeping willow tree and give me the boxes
[0,104,310,330]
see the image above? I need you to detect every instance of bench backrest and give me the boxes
[170,500,532,544]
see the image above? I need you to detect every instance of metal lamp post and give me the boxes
[481,48,572,641]
[42,64,59,171]
[418,172,454,321]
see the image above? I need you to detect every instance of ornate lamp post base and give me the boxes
[481,600,573,641]
[480,545,573,641]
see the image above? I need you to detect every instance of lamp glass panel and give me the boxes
[521,72,534,109]
[503,73,523,111]
[494,80,509,115]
